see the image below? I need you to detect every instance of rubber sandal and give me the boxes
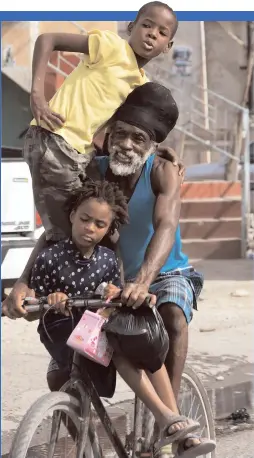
[173,434,216,458]
[158,444,174,458]
[153,416,200,454]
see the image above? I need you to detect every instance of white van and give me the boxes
[1,147,44,300]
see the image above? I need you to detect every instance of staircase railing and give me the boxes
[146,68,248,171]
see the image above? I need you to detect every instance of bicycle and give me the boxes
[6,296,216,458]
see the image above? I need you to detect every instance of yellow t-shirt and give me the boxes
[30,30,148,154]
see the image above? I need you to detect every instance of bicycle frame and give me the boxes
[59,352,131,458]
[12,297,151,457]
[4,297,215,458]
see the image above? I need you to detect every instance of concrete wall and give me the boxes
[2,21,117,68]
[1,21,118,95]
[205,22,247,104]
[2,22,31,68]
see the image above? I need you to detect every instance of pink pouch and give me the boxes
[67,310,113,367]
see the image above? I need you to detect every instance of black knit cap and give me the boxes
[111,82,179,143]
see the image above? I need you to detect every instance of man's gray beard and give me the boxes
[109,148,153,177]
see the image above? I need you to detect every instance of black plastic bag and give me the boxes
[103,305,169,373]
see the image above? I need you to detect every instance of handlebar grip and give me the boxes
[143,296,153,307]
[1,295,124,317]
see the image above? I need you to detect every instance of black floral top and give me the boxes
[30,238,121,298]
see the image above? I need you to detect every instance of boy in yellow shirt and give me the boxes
[24,1,179,242]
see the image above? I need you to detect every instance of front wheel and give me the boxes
[140,365,216,458]
[179,365,216,458]
[9,391,84,458]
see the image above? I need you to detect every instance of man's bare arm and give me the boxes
[2,232,48,319]
[122,159,181,307]
[31,33,89,130]
[136,159,181,285]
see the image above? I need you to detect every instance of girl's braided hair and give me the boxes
[66,178,129,234]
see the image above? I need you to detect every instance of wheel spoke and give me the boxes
[187,393,196,418]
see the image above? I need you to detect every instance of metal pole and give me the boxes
[247,22,253,113]
[200,21,210,163]
[248,22,254,115]
[241,108,250,258]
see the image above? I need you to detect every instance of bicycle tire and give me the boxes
[180,365,216,458]
[59,380,98,458]
[140,365,216,457]
[9,391,83,458]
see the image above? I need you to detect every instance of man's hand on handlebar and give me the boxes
[2,282,35,319]
[47,292,69,316]
[121,282,156,310]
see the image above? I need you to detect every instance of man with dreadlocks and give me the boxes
[88,82,213,458]
[3,80,214,456]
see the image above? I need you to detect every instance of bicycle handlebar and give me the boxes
[1,293,152,317]
[22,295,123,313]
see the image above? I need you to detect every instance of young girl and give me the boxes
[29,179,202,454]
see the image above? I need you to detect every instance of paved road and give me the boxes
[2,427,254,457]
[217,429,254,458]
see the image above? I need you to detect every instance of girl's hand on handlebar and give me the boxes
[103,284,121,302]
[47,292,69,316]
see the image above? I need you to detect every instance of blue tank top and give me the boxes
[96,155,189,280]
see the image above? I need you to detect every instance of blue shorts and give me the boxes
[149,268,204,324]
